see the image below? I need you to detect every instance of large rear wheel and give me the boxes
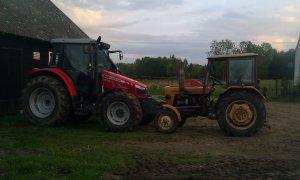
[216,91,266,136]
[98,92,142,132]
[22,76,71,126]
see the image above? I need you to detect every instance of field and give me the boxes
[1,102,300,179]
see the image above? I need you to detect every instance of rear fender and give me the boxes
[214,86,266,111]
[30,68,77,96]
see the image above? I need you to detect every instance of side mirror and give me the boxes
[109,50,124,61]
[119,51,123,60]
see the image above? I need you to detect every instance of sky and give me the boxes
[51,0,300,64]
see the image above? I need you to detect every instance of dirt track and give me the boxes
[107,102,300,179]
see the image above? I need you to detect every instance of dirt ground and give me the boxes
[106,102,300,179]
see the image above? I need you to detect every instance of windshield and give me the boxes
[98,48,119,72]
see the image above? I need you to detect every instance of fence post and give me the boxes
[275,79,278,96]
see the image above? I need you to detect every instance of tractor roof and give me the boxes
[207,53,258,60]
[50,38,95,44]
[50,38,111,49]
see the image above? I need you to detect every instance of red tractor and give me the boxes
[22,36,160,131]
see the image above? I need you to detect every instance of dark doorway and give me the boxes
[0,48,23,114]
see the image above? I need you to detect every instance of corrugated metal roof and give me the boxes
[0,0,89,41]
[207,53,258,59]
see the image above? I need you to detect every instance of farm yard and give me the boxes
[0,100,299,179]
[1,0,299,179]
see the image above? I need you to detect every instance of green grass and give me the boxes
[147,85,164,96]
[0,115,204,179]
[0,116,135,179]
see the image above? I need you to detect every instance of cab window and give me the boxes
[64,44,90,75]
[228,58,255,84]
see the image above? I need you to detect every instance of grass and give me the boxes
[0,115,205,179]
[0,115,135,179]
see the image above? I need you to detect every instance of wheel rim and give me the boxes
[107,101,130,126]
[29,87,56,118]
[225,100,257,130]
[158,114,174,130]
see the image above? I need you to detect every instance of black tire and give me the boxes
[154,109,179,133]
[140,115,154,126]
[22,76,71,126]
[98,92,142,132]
[216,91,266,136]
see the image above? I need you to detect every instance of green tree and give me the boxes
[208,39,239,55]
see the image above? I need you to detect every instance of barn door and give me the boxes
[0,48,23,114]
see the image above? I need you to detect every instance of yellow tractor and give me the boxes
[154,53,266,136]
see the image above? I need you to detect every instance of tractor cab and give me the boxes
[206,53,258,89]
[49,38,122,97]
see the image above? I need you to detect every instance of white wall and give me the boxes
[294,36,300,86]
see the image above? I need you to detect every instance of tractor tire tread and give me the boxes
[216,90,266,136]
[22,76,71,126]
[98,91,142,132]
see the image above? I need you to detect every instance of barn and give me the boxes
[0,0,88,114]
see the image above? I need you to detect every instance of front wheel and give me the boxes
[154,109,179,133]
[216,91,266,136]
[98,92,142,132]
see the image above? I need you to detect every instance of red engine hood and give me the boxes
[101,70,146,88]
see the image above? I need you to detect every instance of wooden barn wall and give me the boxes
[0,33,50,114]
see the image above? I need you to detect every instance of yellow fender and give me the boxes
[162,104,182,122]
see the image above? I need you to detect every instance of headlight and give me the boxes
[135,85,146,90]
[135,85,147,94]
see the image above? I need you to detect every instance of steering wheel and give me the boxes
[209,75,223,86]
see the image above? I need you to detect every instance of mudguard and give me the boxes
[31,68,77,96]
[162,104,182,122]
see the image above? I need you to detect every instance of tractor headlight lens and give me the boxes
[135,85,147,94]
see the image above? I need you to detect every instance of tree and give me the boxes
[208,39,239,55]
[208,39,285,79]
[239,41,259,53]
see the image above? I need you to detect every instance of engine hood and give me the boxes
[101,70,146,88]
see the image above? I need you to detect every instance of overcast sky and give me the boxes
[51,0,299,64]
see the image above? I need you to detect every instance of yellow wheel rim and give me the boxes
[225,100,257,130]
[158,114,174,130]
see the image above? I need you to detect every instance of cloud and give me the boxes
[51,0,300,64]
[193,10,299,51]
[282,5,299,13]
[280,16,299,23]
[52,0,102,28]
[69,7,103,28]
